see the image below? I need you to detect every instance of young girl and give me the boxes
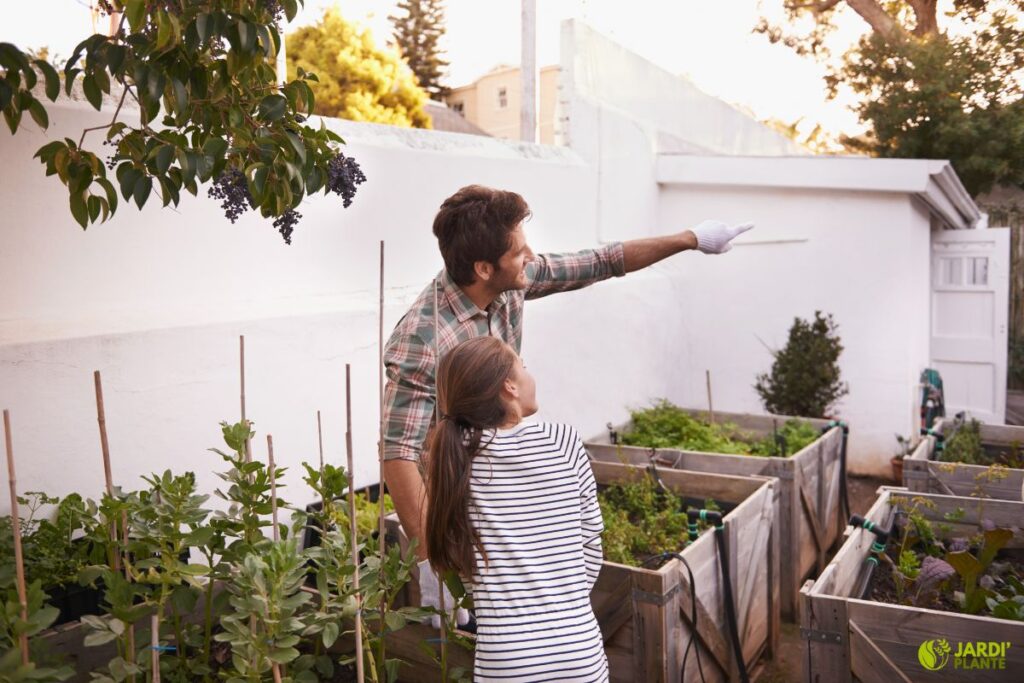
[424,336,607,682]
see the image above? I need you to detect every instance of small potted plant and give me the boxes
[892,434,913,484]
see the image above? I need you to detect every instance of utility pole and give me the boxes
[520,0,537,143]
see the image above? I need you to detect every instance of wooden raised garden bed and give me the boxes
[905,415,1024,501]
[801,487,1024,682]
[385,462,781,683]
[585,405,846,620]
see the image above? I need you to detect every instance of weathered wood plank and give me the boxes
[848,619,912,683]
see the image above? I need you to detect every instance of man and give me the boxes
[382,184,752,625]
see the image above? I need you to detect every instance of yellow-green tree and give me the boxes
[287,8,431,128]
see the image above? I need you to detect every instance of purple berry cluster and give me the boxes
[207,169,255,224]
[326,153,366,208]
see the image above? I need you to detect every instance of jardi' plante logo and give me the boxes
[918,639,951,671]
[917,638,1012,671]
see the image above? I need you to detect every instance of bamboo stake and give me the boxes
[317,410,326,513]
[240,335,252,462]
[3,410,30,665]
[378,240,386,555]
[267,435,279,542]
[706,370,715,425]
[94,371,136,678]
[150,613,161,683]
[345,364,365,683]
[432,279,448,667]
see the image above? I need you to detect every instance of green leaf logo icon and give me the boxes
[918,639,951,670]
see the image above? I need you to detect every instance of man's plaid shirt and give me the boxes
[382,242,626,463]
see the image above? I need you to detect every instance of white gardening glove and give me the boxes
[690,220,754,254]
[417,559,470,629]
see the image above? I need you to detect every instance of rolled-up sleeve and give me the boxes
[382,332,437,463]
[524,242,625,301]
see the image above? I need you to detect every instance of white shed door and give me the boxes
[930,228,1010,424]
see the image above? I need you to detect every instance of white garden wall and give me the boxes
[0,94,689,513]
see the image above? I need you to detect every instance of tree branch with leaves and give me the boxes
[0,0,366,244]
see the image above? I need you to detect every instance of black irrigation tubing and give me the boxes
[822,420,851,523]
[849,514,892,600]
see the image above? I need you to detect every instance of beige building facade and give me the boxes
[444,65,561,144]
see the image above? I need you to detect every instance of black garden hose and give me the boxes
[849,514,891,600]
[822,420,850,525]
[689,509,750,683]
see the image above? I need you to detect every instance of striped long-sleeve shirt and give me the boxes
[467,421,608,682]
[382,243,626,463]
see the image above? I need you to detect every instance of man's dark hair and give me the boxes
[432,185,531,286]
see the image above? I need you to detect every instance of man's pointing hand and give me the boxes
[690,220,754,255]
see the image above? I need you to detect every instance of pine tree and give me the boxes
[389,0,450,99]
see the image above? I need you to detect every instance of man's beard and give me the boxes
[490,262,526,292]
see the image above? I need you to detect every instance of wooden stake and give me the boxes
[432,280,449,664]
[94,371,136,678]
[345,365,365,683]
[378,240,386,554]
[240,335,252,463]
[706,370,715,425]
[317,410,326,513]
[267,435,280,543]
[3,410,30,665]
[150,612,161,683]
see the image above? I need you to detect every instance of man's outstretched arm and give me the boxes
[622,220,754,272]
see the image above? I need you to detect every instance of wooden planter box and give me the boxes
[385,463,781,683]
[585,408,846,621]
[905,418,1024,501]
[801,487,1024,683]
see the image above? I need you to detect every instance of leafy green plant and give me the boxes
[0,580,74,682]
[945,523,1016,615]
[597,469,720,567]
[754,311,848,418]
[620,400,818,457]
[941,418,985,465]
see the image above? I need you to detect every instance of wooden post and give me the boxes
[317,410,326,513]
[3,410,30,665]
[345,364,365,683]
[378,240,386,555]
[94,371,136,678]
[240,335,252,462]
[706,370,715,425]
[267,435,279,543]
[150,613,161,683]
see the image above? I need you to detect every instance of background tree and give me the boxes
[287,8,431,128]
[0,0,366,244]
[755,311,849,418]
[756,1,1024,197]
[389,0,450,99]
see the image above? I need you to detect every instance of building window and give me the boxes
[939,257,962,286]
[969,257,989,286]
[497,86,507,109]
[452,101,464,114]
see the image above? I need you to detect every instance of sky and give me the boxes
[2,0,927,141]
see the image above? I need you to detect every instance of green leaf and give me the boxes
[155,144,174,174]
[82,74,102,110]
[196,12,212,44]
[88,194,102,223]
[3,102,22,134]
[172,78,188,113]
[69,191,88,228]
[125,0,146,32]
[96,177,118,216]
[33,59,59,101]
[83,629,119,647]
[132,175,152,209]
[237,21,256,54]
[105,44,126,74]
[27,97,48,129]
[258,95,287,122]
[321,621,339,648]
